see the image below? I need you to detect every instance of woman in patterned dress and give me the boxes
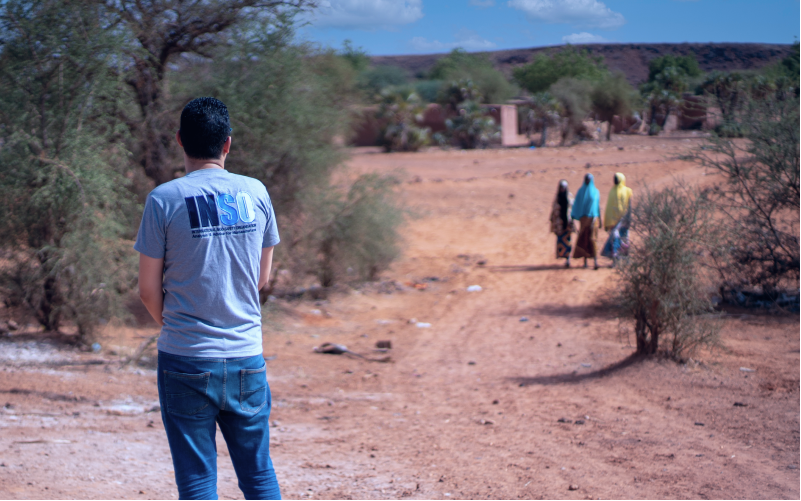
[550,180,574,268]
[570,173,603,269]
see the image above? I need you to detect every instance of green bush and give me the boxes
[439,79,499,149]
[376,89,431,152]
[316,174,405,287]
[0,0,136,340]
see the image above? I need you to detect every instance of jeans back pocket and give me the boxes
[240,365,267,413]
[163,370,211,416]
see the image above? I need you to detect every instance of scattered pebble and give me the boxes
[467,361,476,365]
[492,399,499,405]
[415,322,432,329]
[733,402,747,407]
[580,363,592,368]
[466,285,483,292]
[694,422,705,426]
[574,419,585,425]
[739,367,756,372]
[557,418,572,423]
[519,316,529,322]
[569,484,579,491]
[480,419,495,425]
[535,323,541,328]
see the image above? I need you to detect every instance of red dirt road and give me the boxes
[1,136,798,499]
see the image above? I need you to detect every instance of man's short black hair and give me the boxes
[179,97,230,159]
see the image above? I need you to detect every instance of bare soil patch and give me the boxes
[0,136,798,499]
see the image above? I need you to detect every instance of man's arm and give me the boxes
[139,253,165,326]
[258,246,275,291]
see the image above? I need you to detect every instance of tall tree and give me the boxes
[640,54,700,134]
[109,0,313,187]
[0,0,135,338]
[591,72,635,140]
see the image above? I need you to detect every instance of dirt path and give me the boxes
[1,136,798,499]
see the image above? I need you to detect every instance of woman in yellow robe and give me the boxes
[601,172,633,263]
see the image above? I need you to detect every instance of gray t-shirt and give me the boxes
[134,168,280,358]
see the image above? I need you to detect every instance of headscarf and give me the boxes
[604,172,633,230]
[571,173,600,220]
[556,180,569,229]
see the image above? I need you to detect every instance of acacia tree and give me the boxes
[550,77,593,145]
[513,45,606,95]
[519,92,560,147]
[591,72,635,140]
[0,0,135,339]
[174,24,405,290]
[692,92,799,295]
[429,49,517,104]
[109,0,313,187]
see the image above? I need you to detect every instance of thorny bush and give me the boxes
[614,185,722,360]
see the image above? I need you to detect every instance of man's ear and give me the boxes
[176,130,183,147]
[222,136,231,155]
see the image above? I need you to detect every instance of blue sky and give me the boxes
[298,0,799,55]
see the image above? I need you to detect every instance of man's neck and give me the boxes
[184,156,225,175]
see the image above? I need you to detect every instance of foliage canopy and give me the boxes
[513,46,607,95]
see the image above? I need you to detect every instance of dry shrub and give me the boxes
[691,92,799,297]
[614,184,722,360]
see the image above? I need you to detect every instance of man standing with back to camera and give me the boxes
[135,97,281,499]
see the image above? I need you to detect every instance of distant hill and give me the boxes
[371,43,795,86]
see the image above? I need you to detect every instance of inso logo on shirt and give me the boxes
[185,192,258,239]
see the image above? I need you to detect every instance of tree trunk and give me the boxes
[606,121,612,141]
[635,315,648,354]
[660,108,671,129]
[37,275,61,332]
[318,237,336,288]
[540,123,548,147]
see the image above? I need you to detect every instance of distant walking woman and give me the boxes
[550,180,574,268]
[571,173,602,269]
[601,172,633,265]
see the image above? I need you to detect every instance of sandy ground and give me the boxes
[0,135,798,500]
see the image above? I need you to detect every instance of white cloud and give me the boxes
[409,29,497,52]
[508,0,626,29]
[470,0,496,7]
[311,0,423,30]
[562,32,609,43]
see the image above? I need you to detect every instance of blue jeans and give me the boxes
[157,351,281,500]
